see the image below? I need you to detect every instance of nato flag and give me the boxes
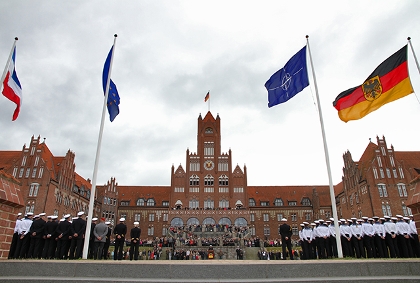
[265,46,309,108]
[102,46,120,122]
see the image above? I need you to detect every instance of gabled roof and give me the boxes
[75,172,92,190]
[0,170,24,207]
[0,151,21,170]
[202,111,215,122]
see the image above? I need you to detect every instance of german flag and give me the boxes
[333,45,413,122]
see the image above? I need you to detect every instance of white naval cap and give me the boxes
[17,212,22,216]
[39,213,46,216]
[26,212,34,216]
[281,218,287,222]
[134,221,139,225]
[51,216,58,220]
[92,217,98,221]
[119,218,126,222]
[105,221,111,225]
[77,211,85,216]
[64,214,71,219]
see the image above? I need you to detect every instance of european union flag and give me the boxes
[102,46,120,122]
[265,46,309,108]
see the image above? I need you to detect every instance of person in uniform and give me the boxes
[93,217,108,260]
[28,213,46,258]
[14,212,34,259]
[372,216,387,258]
[42,215,59,259]
[88,217,98,259]
[279,218,293,260]
[384,216,398,258]
[55,214,72,259]
[129,221,141,260]
[8,212,22,259]
[339,219,352,257]
[350,218,364,258]
[328,218,338,258]
[316,219,329,259]
[113,217,127,260]
[301,222,313,260]
[69,211,86,259]
[395,215,411,258]
[361,216,375,258]
[408,215,420,257]
[103,221,112,259]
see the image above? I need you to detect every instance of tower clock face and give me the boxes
[204,160,214,170]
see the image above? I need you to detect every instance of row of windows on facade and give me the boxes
[249,198,311,207]
[189,162,229,172]
[342,184,408,205]
[141,226,295,237]
[174,187,244,193]
[14,166,44,179]
[120,212,319,226]
[189,175,229,186]
[373,166,404,179]
[339,203,412,219]
[55,192,88,212]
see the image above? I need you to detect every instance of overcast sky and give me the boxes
[1,1,420,187]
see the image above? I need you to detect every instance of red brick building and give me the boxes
[0,136,99,220]
[335,136,420,219]
[1,115,419,243]
[0,170,24,258]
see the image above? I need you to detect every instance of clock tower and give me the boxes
[170,111,248,226]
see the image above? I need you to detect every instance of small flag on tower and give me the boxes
[204,91,210,102]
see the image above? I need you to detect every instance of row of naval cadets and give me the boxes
[299,215,419,259]
[8,211,110,260]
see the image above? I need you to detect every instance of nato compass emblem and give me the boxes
[281,72,292,95]
[362,76,382,101]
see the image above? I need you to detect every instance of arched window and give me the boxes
[202,218,216,225]
[219,199,229,208]
[187,217,200,225]
[204,198,214,209]
[189,198,199,209]
[249,198,256,207]
[136,198,145,206]
[274,198,283,206]
[204,175,214,186]
[189,175,199,186]
[219,217,232,225]
[171,217,183,227]
[301,198,311,206]
[218,175,229,186]
[234,217,247,227]
[146,198,155,206]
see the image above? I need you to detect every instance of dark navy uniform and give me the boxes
[129,223,141,260]
[69,214,86,259]
[113,218,127,260]
[55,216,72,259]
[279,219,293,260]
[42,216,59,259]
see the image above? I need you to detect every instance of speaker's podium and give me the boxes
[207,245,215,259]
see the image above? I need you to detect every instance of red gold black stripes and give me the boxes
[333,45,413,122]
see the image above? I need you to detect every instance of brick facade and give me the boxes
[0,115,419,247]
[0,170,24,258]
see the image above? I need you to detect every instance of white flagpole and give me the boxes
[208,90,210,112]
[306,35,343,258]
[1,37,18,87]
[408,37,420,75]
[82,34,118,259]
